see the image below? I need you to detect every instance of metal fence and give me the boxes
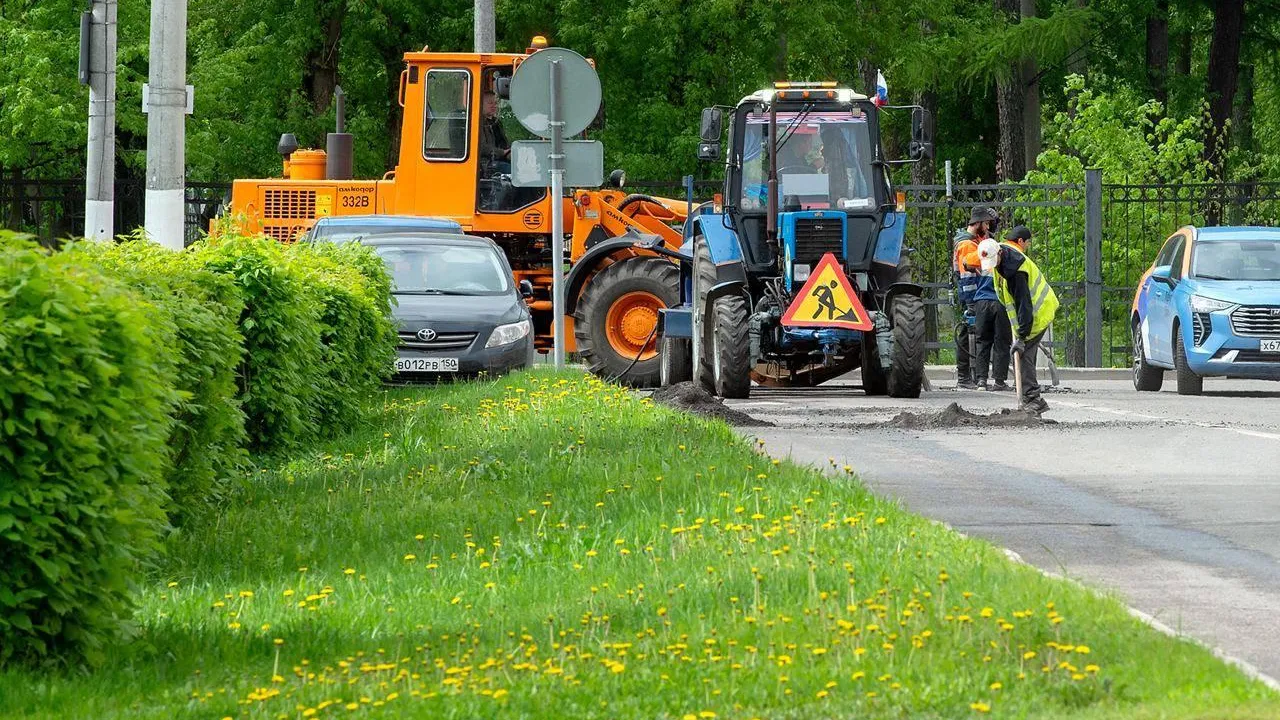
[0,178,228,247]
[7,174,1278,368]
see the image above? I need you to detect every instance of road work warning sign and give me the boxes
[780,253,873,331]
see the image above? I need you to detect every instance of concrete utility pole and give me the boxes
[144,0,188,249]
[84,0,118,241]
[474,0,495,53]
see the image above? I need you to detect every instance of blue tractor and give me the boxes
[655,82,932,398]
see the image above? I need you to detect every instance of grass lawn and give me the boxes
[3,371,1275,719]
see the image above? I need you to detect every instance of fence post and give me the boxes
[1084,168,1103,368]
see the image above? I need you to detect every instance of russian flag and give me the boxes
[873,70,888,107]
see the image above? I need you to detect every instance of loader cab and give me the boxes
[711,85,893,276]
[392,39,596,237]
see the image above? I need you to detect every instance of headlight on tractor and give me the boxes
[1189,295,1236,313]
[486,319,532,348]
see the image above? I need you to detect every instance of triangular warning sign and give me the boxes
[780,253,873,331]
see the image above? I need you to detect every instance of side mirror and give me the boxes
[909,107,934,161]
[699,107,724,142]
[608,168,626,188]
[1150,265,1175,286]
[495,76,511,100]
[697,141,721,162]
[519,279,534,298]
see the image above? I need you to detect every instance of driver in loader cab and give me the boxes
[479,87,510,173]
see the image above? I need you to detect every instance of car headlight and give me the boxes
[1189,295,1236,313]
[485,319,532,348]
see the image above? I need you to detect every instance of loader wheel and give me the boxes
[660,337,692,386]
[711,294,752,399]
[574,258,679,387]
[886,293,926,398]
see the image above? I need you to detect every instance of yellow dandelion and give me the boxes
[970,702,991,713]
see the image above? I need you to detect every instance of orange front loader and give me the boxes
[225,38,687,385]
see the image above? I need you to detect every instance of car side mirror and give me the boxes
[1150,265,1175,286]
[909,107,933,161]
[519,279,534,298]
[495,76,510,100]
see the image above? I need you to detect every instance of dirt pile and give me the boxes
[650,382,773,427]
[886,401,1054,429]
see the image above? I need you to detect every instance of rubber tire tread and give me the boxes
[887,294,926,398]
[660,337,692,386]
[1132,321,1164,392]
[1173,324,1203,396]
[861,333,888,396]
[694,239,717,392]
[573,258,679,388]
[712,294,752,399]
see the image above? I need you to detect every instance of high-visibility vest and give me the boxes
[993,242,1059,337]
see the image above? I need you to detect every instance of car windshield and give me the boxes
[1192,239,1280,281]
[311,225,459,245]
[374,244,510,295]
[739,110,875,212]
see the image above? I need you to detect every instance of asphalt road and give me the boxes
[728,372,1280,681]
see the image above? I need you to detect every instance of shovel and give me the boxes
[1013,348,1024,410]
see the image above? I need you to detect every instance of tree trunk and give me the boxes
[304,2,346,118]
[1146,0,1169,104]
[1020,0,1040,173]
[1232,63,1254,161]
[774,32,787,81]
[994,0,1025,181]
[1174,32,1191,77]
[1066,0,1088,78]
[1202,0,1245,179]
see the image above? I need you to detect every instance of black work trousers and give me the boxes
[1016,330,1046,404]
[955,304,974,383]
[973,299,1011,385]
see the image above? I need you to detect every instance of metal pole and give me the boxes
[473,0,495,53]
[1084,167,1103,367]
[549,59,565,369]
[944,160,953,203]
[144,0,188,250]
[84,0,118,241]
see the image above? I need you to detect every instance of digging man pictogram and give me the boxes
[811,280,858,322]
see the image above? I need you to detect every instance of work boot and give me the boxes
[957,377,979,390]
[988,381,1012,392]
[1020,397,1049,415]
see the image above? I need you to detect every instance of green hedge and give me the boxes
[0,236,175,664]
[70,239,248,518]
[0,231,397,666]
[291,243,398,430]
[193,236,327,453]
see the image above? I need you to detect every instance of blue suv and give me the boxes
[1132,226,1280,394]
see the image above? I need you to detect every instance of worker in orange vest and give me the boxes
[952,207,999,389]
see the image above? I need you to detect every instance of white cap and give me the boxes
[978,238,1001,271]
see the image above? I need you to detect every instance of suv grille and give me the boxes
[398,330,477,351]
[1230,306,1280,338]
[263,189,317,219]
[792,218,844,267]
[1192,312,1211,346]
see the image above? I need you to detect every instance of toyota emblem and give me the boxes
[416,328,438,342]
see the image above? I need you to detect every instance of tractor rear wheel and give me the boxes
[886,293,926,398]
[574,258,679,387]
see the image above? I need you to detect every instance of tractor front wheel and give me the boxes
[574,258,680,387]
[886,293,926,398]
[710,295,752,398]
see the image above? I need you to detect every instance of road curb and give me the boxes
[995,546,1280,693]
[926,365,1130,382]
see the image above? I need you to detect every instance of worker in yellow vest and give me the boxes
[977,226,1059,414]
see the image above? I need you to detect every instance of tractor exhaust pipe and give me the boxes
[326,86,354,180]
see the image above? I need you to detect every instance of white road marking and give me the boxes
[1053,399,1280,442]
